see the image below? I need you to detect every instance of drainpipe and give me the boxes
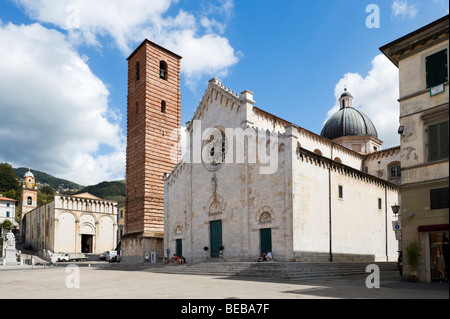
[385,185,388,262]
[329,145,333,262]
[328,165,333,262]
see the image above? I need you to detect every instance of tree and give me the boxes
[0,163,20,194]
[0,220,14,231]
[40,185,55,195]
[38,185,55,207]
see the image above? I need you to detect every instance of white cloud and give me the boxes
[15,0,171,51]
[325,54,401,149]
[158,29,239,88]
[391,0,419,19]
[15,0,240,87]
[0,22,125,185]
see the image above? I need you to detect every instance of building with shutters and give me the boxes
[380,14,449,282]
[0,196,17,229]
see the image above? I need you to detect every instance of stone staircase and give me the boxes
[139,261,399,281]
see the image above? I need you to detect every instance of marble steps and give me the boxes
[141,262,398,281]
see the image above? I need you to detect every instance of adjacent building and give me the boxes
[0,195,17,228]
[22,192,118,254]
[380,14,449,282]
[19,170,118,254]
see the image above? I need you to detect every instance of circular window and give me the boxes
[202,127,227,171]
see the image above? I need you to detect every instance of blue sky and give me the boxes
[0,0,448,185]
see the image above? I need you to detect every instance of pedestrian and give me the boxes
[266,250,273,261]
[258,252,267,262]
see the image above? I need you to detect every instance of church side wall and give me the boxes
[292,153,331,261]
[24,201,56,252]
[293,150,399,262]
[164,161,190,260]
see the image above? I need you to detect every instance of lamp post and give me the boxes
[391,204,400,217]
[391,203,402,275]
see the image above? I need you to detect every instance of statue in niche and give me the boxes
[211,174,217,194]
[209,174,224,215]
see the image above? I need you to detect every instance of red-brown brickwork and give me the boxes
[125,40,182,238]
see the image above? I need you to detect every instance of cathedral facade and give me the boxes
[164,78,400,263]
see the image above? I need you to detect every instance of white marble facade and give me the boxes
[164,78,400,263]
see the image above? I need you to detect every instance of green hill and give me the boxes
[11,167,125,202]
[13,167,84,192]
[75,180,126,202]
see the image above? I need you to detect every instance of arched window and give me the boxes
[160,61,168,80]
[314,149,322,156]
[135,62,140,80]
[27,196,32,205]
[334,157,342,163]
[161,100,166,113]
[389,163,401,180]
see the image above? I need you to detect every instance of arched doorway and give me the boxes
[80,223,95,254]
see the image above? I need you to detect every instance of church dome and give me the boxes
[320,107,378,140]
[321,95,378,141]
[340,89,352,98]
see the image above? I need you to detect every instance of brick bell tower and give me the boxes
[122,40,182,262]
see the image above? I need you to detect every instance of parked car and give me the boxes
[109,255,121,263]
[99,251,107,260]
[105,251,117,262]
[57,253,87,262]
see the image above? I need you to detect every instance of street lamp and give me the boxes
[391,204,400,217]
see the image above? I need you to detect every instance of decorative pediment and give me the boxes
[208,194,225,216]
[175,225,183,235]
[257,206,274,224]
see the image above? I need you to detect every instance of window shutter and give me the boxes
[428,123,439,161]
[431,188,450,210]
[429,121,449,162]
[440,121,449,159]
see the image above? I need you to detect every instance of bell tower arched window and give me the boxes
[136,62,140,80]
[159,61,168,80]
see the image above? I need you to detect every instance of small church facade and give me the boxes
[164,78,400,263]
[21,170,118,254]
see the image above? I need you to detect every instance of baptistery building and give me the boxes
[21,170,118,255]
